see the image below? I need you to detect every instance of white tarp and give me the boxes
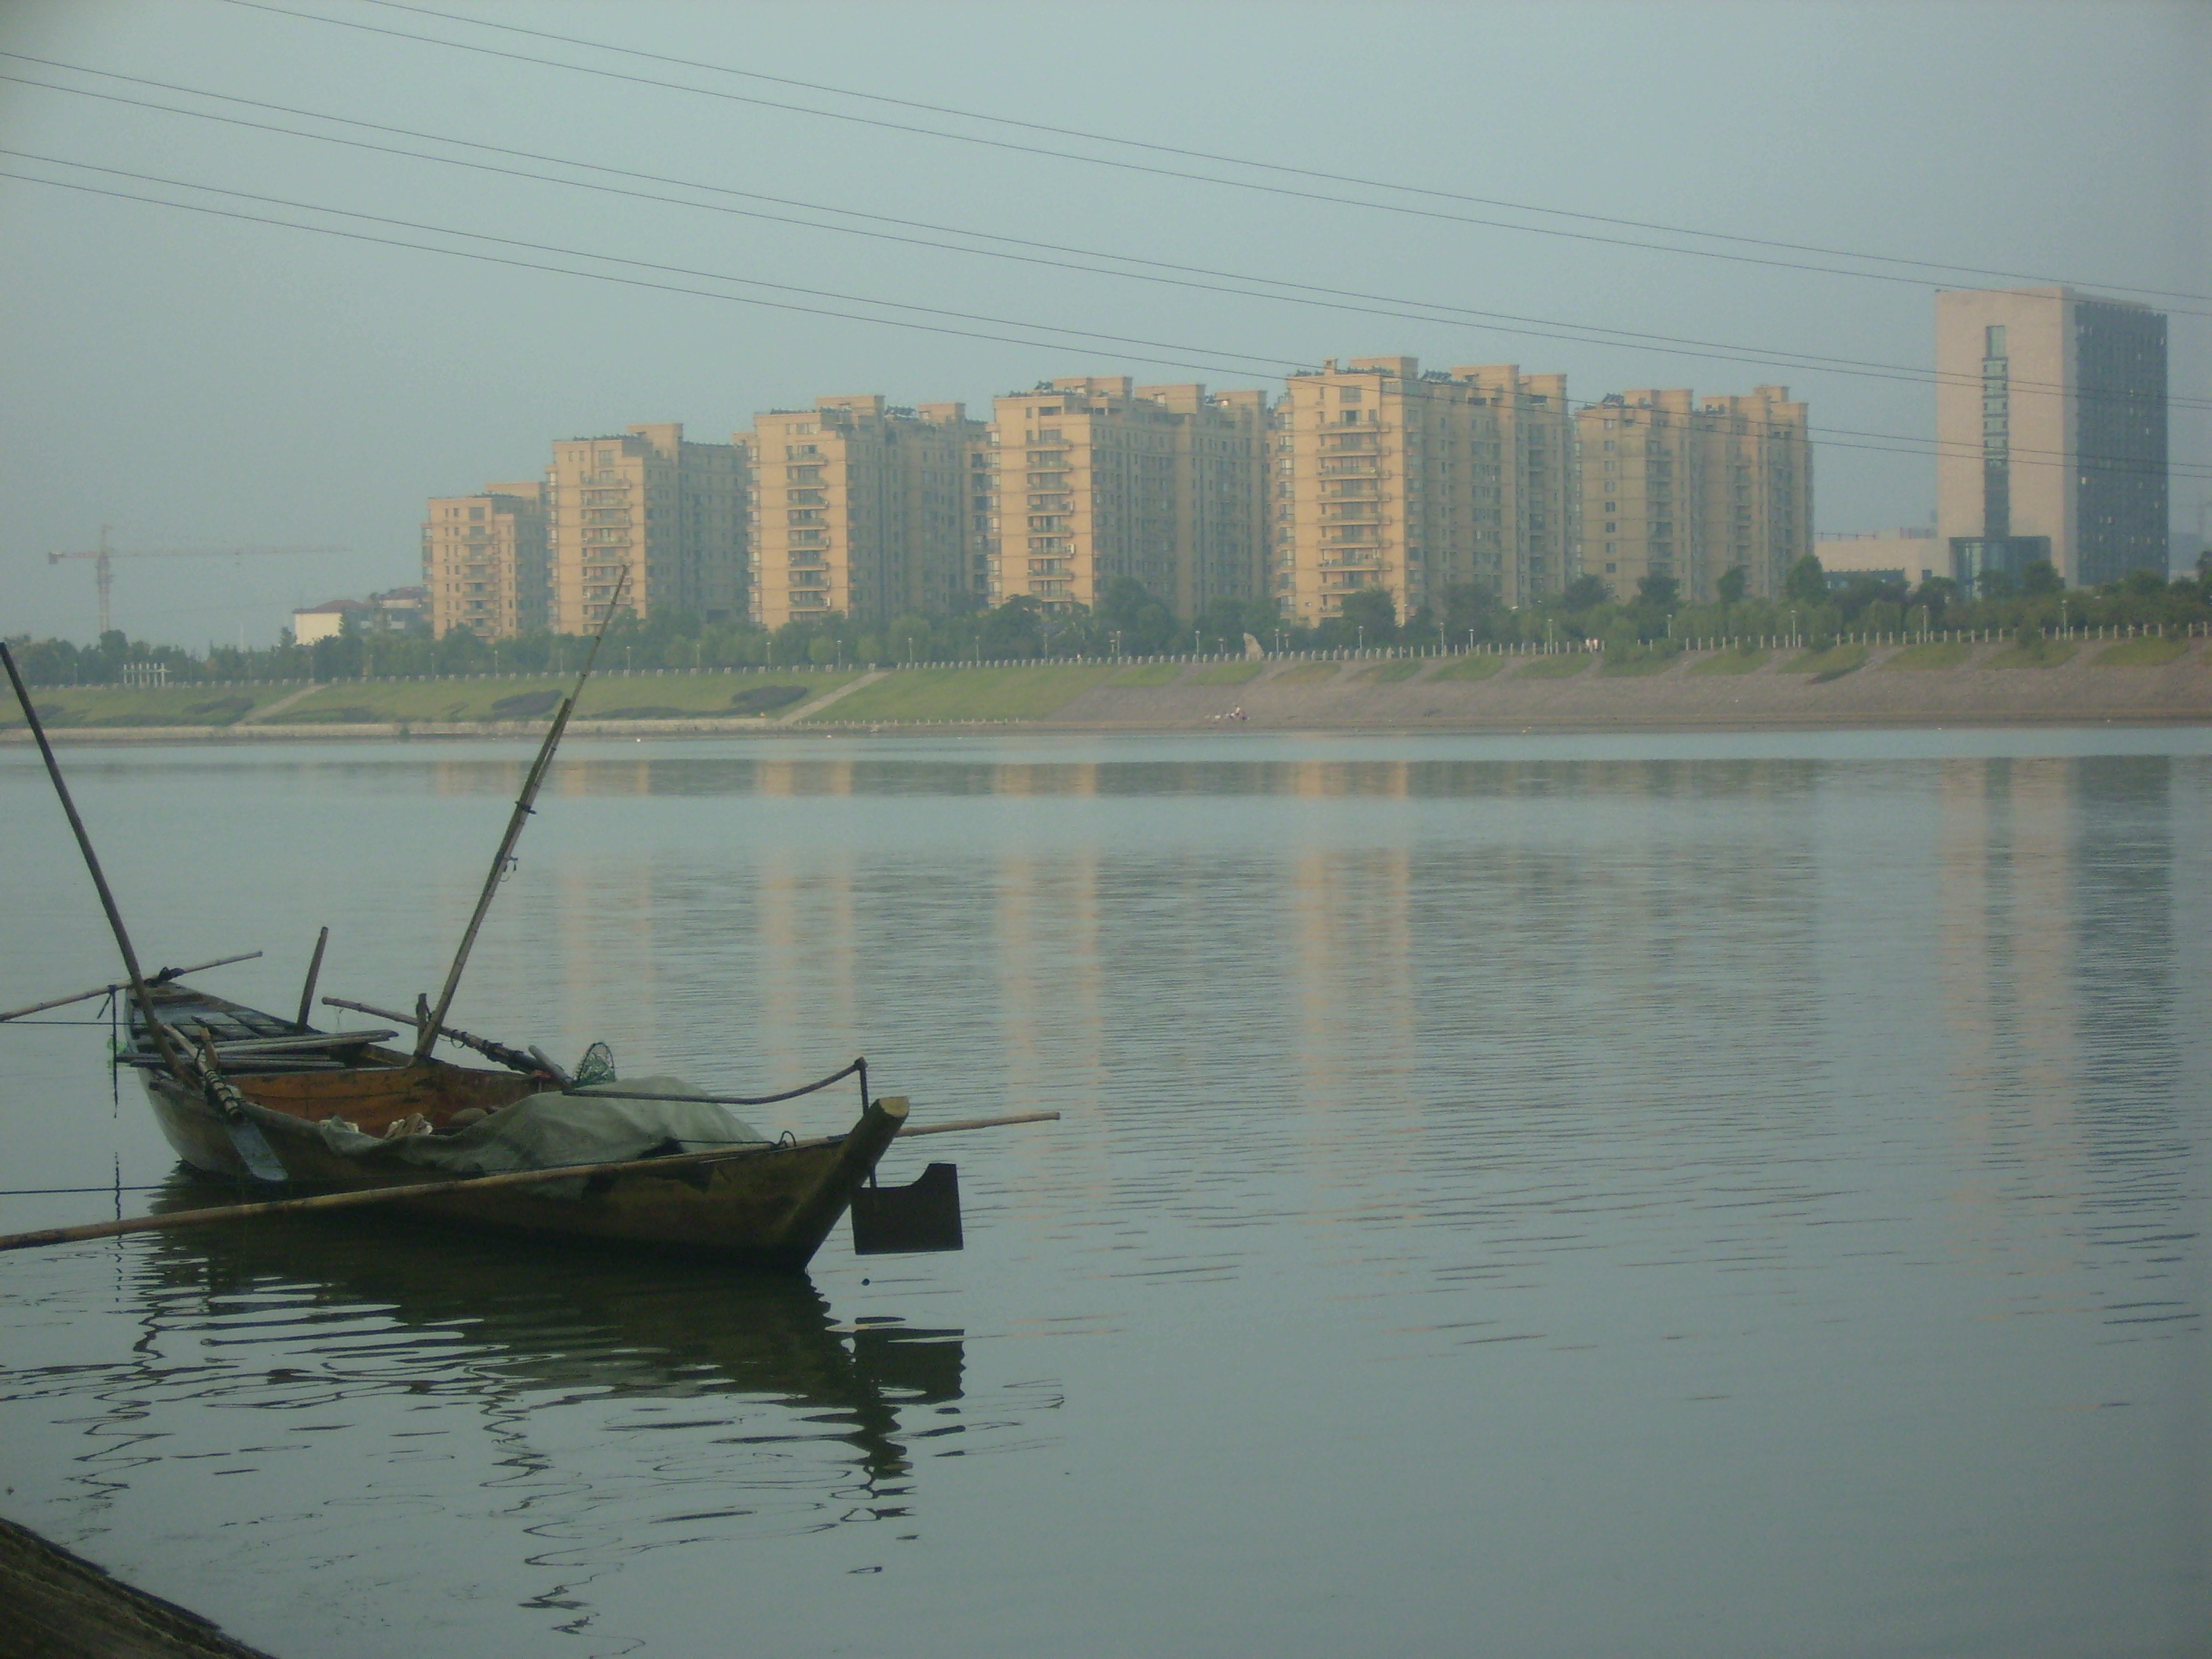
[307,1075,767,1186]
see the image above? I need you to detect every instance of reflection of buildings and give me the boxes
[1936,758,2078,1166]
[1931,755,2191,1319]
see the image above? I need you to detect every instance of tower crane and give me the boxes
[46,526,351,636]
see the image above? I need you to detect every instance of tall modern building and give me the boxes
[987,377,1267,614]
[545,423,748,633]
[1936,287,2167,591]
[1272,357,1576,625]
[1575,386,1811,602]
[745,396,990,631]
[422,480,548,639]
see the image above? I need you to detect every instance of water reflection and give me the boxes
[0,1176,969,1606]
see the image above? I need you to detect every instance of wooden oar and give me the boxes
[0,952,263,1024]
[0,1109,1058,1253]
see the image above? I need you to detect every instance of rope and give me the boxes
[564,1056,867,1109]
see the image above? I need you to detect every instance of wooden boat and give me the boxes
[117,978,917,1269]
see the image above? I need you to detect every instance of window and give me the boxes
[1985,324,2006,357]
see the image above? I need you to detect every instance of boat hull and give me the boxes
[133,987,899,1269]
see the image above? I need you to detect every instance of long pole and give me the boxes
[0,1110,1059,1253]
[1,643,188,1082]
[0,951,262,1025]
[412,567,628,1063]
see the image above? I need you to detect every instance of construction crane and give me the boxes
[46,526,350,636]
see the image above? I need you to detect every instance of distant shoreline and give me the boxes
[5,639,2207,743]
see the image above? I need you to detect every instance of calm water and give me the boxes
[1,729,2206,1659]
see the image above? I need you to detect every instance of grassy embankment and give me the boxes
[1514,654,1592,679]
[1599,648,1680,678]
[808,664,1121,722]
[1108,662,1182,687]
[1,682,307,727]
[1188,661,1265,686]
[1688,646,1770,676]
[1985,640,2076,669]
[1781,643,1870,682]
[1883,641,1975,670]
[1270,661,1342,686]
[1355,659,1426,683]
[1431,654,1508,681]
[2,670,868,728]
[2094,637,2188,667]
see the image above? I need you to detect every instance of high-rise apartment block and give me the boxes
[1272,358,1577,625]
[1576,386,1811,602]
[988,378,1268,614]
[745,397,990,631]
[1936,286,2166,591]
[546,423,747,634]
[422,481,548,639]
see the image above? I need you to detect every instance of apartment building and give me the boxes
[1936,286,2166,591]
[545,423,747,633]
[1273,357,1579,626]
[422,481,548,639]
[988,377,1267,613]
[1453,366,1577,607]
[745,397,991,630]
[1576,386,1811,602]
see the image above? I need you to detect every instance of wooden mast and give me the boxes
[412,566,629,1064]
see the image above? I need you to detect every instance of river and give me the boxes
[1,727,2205,1658]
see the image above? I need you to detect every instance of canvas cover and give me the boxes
[302,1076,767,1188]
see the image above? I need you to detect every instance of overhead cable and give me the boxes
[6,61,2200,420]
[212,0,2212,313]
[4,159,2192,481]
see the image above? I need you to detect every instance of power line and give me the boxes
[6,160,2195,482]
[9,61,2202,423]
[349,0,2210,306]
[214,0,2212,315]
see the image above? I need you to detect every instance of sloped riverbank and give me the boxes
[5,639,2207,742]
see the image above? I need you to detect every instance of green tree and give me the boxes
[1716,566,1750,606]
[1782,554,1828,606]
[1561,574,1610,610]
[1096,577,1177,654]
[2020,560,2064,597]
[1635,573,1680,609]
[1335,587,1397,642]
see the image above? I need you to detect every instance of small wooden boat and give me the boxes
[117,980,914,1269]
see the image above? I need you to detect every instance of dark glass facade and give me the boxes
[2073,302,2167,586]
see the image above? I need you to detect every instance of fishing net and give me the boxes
[573,1041,616,1087]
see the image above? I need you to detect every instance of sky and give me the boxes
[1,0,2204,648]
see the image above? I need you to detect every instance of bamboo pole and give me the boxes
[0,952,263,1025]
[412,566,628,1064]
[0,1111,1057,1253]
[1,643,189,1084]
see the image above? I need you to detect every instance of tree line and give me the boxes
[9,557,2207,687]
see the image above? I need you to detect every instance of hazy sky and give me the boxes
[2,0,2203,647]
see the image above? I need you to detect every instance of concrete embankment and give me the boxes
[0,1514,277,1658]
[5,640,2207,742]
